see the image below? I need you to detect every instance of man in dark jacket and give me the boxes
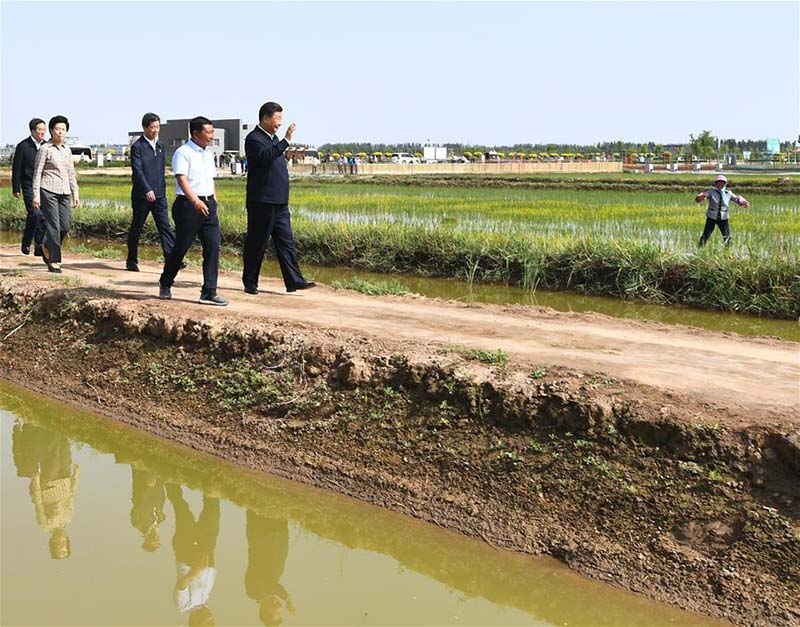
[12,118,47,255]
[126,112,175,271]
[242,101,315,295]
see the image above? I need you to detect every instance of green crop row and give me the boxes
[1,178,797,318]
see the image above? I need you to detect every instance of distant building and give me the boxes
[2,139,92,163]
[91,144,129,161]
[128,118,255,161]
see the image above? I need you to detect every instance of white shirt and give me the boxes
[31,135,45,150]
[144,136,157,155]
[174,563,216,612]
[173,139,216,197]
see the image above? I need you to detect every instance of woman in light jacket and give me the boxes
[32,115,80,273]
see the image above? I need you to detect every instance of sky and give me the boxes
[1,0,798,147]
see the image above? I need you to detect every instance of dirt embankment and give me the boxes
[0,274,798,627]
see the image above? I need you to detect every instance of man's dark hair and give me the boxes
[48,115,69,132]
[29,118,45,131]
[189,116,212,137]
[258,102,283,121]
[141,112,160,128]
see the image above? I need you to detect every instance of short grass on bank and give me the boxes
[1,176,798,318]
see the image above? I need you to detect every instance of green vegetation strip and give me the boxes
[334,173,800,195]
[1,177,797,318]
[331,277,411,296]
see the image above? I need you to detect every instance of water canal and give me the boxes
[0,380,733,627]
[1,230,796,342]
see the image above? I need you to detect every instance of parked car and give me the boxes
[391,152,420,164]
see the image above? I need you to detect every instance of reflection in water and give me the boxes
[11,419,79,560]
[130,469,167,552]
[1,380,732,627]
[168,485,220,626]
[245,511,295,626]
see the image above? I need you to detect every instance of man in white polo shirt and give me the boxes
[159,116,228,306]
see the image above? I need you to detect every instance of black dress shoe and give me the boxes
[126,262,140,272]
[21,245,30,255]
[244,285,258,295]
[286,281,316,293]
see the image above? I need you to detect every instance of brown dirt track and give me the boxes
[1,245,797,424]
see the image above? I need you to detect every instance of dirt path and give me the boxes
[1,245,797,423]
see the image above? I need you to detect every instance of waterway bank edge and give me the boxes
[0,276,797,627]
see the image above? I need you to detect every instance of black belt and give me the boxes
[196,195,215,201]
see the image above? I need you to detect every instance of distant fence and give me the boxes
[290,161,623,176]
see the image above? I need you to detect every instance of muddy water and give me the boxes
[2,230,796,341]
[0,380,732,627]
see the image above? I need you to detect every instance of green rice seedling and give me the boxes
[1,176,797,318]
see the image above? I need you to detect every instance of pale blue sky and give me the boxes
[2,1,798,146]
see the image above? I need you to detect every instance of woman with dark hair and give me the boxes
[32,115,80,273]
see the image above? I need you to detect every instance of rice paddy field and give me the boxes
[1,175,798,318]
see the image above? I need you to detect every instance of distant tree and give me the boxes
[690,130,717,159]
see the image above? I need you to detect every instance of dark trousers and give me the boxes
[40,188,71,263]
[126,195,175,265]
[698,217,732,247]
[166,485,219,567]
[160,196,220,295]
[242,203,305,289]
[21,194,45,255]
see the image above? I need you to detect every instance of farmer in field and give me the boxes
[694,174,749,247]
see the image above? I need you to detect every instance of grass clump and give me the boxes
[463,348,508,366]
[332,277,411,296]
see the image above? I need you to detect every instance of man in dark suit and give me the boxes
[12,118,47,256]
[126,112,175,272]
[242,101,315,295]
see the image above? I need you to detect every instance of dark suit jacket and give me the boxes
[130,136,166,199]
[12,136,40,198]
[245,127,290,205]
